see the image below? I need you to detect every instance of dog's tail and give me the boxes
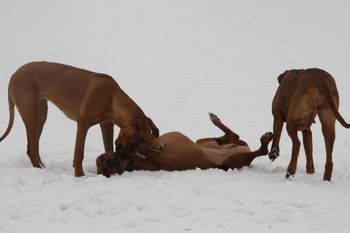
[320,80,350,129]
[0,87,15,142]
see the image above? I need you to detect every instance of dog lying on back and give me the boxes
[96,113,273,177]
[0,61,160,176]
[269,68,349,181]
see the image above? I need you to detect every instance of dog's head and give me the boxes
[96,152,127,177]
[115,117,159,156]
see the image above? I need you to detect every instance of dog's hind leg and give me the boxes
[73,122,90,177]
[302,128,315,174]
[221,132,273,170]
[318,108,336,181]
[35,99,48,167]
[209,113,239,137]
[16,99,43,168]
[208,113,240,144]
[100,121,114,153]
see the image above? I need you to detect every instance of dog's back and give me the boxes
[10,61,115,95]
[9,61,119,120]
[272,68,340,129]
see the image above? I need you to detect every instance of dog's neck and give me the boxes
[111,92,146,128]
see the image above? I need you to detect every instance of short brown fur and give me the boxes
[0,61,159,177]
[97,113,273,176]
[269,68,350,181]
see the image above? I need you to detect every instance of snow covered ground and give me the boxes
[1,1,350,232]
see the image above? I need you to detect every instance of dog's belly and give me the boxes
[201,145,251,165]
[45,98,79,121]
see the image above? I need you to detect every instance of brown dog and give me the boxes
[0,61,159,177]
[96,113,273,177]
[269,68,350,181]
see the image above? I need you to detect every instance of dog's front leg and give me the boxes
[73,123,90,177]
[100,121,114,153]
[269,115,284,161]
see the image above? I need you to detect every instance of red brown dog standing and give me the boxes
[0,61,159,177]
[269,68,350,181]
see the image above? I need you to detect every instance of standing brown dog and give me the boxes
[269,68,350,181]
[0,61,159,177]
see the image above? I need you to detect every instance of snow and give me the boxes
[1,1,350,232]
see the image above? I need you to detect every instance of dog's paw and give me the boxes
[149,143,166,153]
[208,112,221,124]
[268,149,280,161]
[285,170,295,180]
[261,132,274,145]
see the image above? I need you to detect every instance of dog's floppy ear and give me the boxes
[147,117,159,137]
[277,70,288,84]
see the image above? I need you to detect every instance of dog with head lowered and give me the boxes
[0,61,159,177]
[269,68,350,181]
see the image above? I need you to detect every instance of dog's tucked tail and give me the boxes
[0,88,15,142]
[320,80,350,129]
